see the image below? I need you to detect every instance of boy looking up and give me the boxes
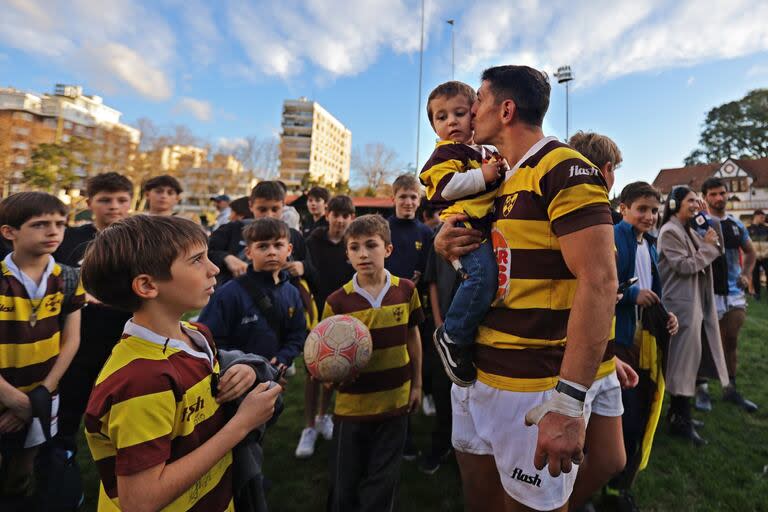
[325,215,424,511]
[302,186,330,237]
[0,192,84,502]
[419,81,504,387]
[199,218,306,371]
[82,215,282,511]
[144,174,183,216]
[296,195,356,458]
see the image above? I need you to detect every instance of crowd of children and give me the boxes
[0,74,762,512]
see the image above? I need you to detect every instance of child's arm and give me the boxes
[117,382,281,512]
[428,282,443,327]
[42,309,81,393]
[0,376,31,421]
[406,325,422,413]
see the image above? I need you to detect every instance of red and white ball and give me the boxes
[304,315,373,383]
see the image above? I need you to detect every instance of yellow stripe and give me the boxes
[409,288,421,314]
[548,184,609,222]
[495,219,560,250]
[477,358,617,392]
[108,390,177,449]
[595,358,616,379]
[346,302,412,330]
[335,381,410,417]
[421,158,465,199]
[87,429,117,462]
[363,345,409,373]
[321,302,334,321]
[500,278,576,310]
[0,331,60,369]
[0,291,65,321]
[438,190,497,221]
[168,453,232,511]
[96,337,179,385]
[477,325,566,348]
[499,146,580,197]
[171,376,219,438]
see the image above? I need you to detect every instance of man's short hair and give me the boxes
[307,186,330,203]
[392,174,421,196]
[344,214,391,245]
[230,197,253,219]
[701,177,726,195]
[243,217,290,244]
[327,195,355,216]
[568,131,623,169]
[619,182,661,207]
[754,209,765,217]
[144,175,182,194]
[86,172,133,198]
[0,192,68,229]
[250,181,285,203]
[480,65,550,127]
[81,215,208,312]
[427,81,477,129]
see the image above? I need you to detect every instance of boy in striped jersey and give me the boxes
[324,215,424,512]
[81,215,281,511]
[419,81,506,387]
[0,192,84,501]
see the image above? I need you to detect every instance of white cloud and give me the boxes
[175,97,213,121]
[217,137,248,151]
[687,76,696,87]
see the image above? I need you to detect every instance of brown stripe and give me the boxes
[94,456,118,499]
[187,464,233,512]
[334,405,409,422]
[495,190,549,221]
[482,307,570,341]
[369,325,409,349]
[115,435,172,475]
[421,143,476,174]
[520,140,567,169]
[168,407,228,461]
[408,307,425,328]
[88,358,177,418]
[476,344,615,379]
[84,412,103,435]
[551,204,613,237]
[506,250,574,280]
[341,365,410,395]
[0,355,56,389]
[0,315,60,344]
[166,350,215,392]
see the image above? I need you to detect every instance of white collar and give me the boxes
[3,253,55,300]
[505,136,559,182]
[123,319,214,364]
[352,270,392,308]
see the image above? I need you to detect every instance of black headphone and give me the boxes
[668,186,691,213]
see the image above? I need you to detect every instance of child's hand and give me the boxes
[283,261,304,277]
[234,382,282,431]
[216,364,257,403]
[635,289,660,307]
[481,161,502,183]
[3,388,32,420]
[614,357,639,389]
[408,385,422,413]
[224,255,249,277]
[0,409,26,433]
[666,312,679,336]
[269,358,289,388]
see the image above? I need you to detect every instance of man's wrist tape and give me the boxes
[556,379,587,402]
[524,379,587,425]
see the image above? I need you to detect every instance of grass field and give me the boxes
[76,299,768,511]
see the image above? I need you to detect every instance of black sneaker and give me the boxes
[418,448,452,475]
[403,440,420,461]
[433,325,476,387]
[668,412,707,446]
[722,386,758,413]
[694,385,712,412]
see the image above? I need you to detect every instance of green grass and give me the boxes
[77,299,768,511]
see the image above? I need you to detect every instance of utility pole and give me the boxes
[415,0,425,172]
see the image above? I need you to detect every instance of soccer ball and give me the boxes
[304,315,373,383]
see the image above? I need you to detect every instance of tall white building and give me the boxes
[278,97,351,191]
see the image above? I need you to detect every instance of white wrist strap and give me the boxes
[525,381,586,425]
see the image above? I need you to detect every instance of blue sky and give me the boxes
[1,0,767,193]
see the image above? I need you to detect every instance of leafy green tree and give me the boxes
[685,89,768,165]
[23,142,79,191]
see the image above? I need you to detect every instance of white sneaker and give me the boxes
[422,394,436,416]
[295,427,318,458]
[315,414,334,441]
[285,362,296,377]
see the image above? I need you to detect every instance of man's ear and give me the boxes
[0,225,17,242]
[619,203,627,216]
[132,274,159,301]
[501,99,516,124]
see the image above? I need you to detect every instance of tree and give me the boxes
[23,142,80,191]
[352,143,401,196]
[225,135,279,180]
[685,89,768,165]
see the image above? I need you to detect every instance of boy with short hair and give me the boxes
[82,215,282,511]
[199,217,306,371]
[0,192,84,502]
[325,214,424,511]
[295,195,356,458]
[419,81,504,387]
[144,174,183,216]
[302,186,330,237]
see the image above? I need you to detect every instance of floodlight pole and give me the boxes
[554,65,574,140]
[447,19,455,80]
[415,0,425,172]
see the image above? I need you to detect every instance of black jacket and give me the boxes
[305,227,354,313]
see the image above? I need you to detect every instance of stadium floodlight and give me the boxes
[554,65,575,140]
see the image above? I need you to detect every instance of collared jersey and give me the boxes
[84,321,234,512]
[0,259,85,393]
[323,272,424,420]
[479,137,615,392]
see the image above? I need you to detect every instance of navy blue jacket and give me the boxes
[614,220,663,347]
[199,268,306,365]
[385,216,433,280]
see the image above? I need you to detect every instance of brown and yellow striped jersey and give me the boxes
[85,321,234,511]
[323,272,424,421]
[0,259,85,393]
[479,137,615,392]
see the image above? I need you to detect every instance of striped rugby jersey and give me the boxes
[419,140,501,228]
[85,320,234,512]
[323,272,424,420]
[478,136,616,392]
[0,259,85,393]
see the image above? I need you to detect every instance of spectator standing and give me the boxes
[748,209,768,300]
[210,194,232,231]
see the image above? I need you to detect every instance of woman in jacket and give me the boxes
[657,186,729,445]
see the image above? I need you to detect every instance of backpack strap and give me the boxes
[235,274,285,341]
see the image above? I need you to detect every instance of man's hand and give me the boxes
[667,312,679,336]
[411,270,422,285]
[283,261,305,277]
[434,215,483,261]
[224,255,248,277]
[530,412,586,477]
[738,273,753,294]
[408,385,422,413]
[216,364,257,403]
[232,382,282,432]
[0,409,26,433]
[635,289,660,307]
[615,357,639,389]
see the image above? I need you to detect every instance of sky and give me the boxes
[1,0,767,193]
